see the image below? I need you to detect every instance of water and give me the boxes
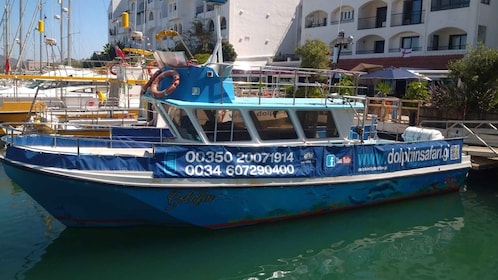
[1,164,497,280]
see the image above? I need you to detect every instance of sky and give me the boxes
[3,0,110,60]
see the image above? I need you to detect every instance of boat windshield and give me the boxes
[296,110,339,139]
[195,109,251,142]
[164,104,201,142]
[250,110,298,140]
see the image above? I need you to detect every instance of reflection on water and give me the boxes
[1,168,498,280]
[21,192,465,280]
[0,169,64,280]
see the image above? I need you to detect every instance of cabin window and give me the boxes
[164,105,201,142]
[250,110,298,140]
[296,110,339,139]
[195,109,251,142]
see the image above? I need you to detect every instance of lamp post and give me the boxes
[331,30,353,69]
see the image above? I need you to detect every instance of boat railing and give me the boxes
[231,65,366,98]
[365,97,424,125]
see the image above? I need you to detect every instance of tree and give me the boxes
[374,81,392,97]
[405,81,430,101]
[447,43,498,114]
[222,40,237,62]
[182,21,237,63]
[83,42,125,68]
[295,39,330,69]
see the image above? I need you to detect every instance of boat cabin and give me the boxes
[145,96,364,145]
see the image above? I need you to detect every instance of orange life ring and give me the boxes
[147,60,160,76]
[141,69,163,95]
[150,69,180,98]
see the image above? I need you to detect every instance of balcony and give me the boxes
[330,18,354,25]
[431,0,470,11]
[388,46,422,53]
[427,44,466,51]
[390,11,425,27]
[358,16,386,30]
[305,20,327,29]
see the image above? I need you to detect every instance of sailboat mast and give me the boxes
[67,0,71,66]
[19,0,23,69]
[4,3,10,74]
[60,0,64,65]
[39,1,43,73]
[5,4,9,59]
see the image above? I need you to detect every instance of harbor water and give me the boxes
[1,164,497,280]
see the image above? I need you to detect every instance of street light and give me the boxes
[331,30,354,69]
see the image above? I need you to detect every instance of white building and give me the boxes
[108,0,301,67]
[108,0,498,69]
[301,0,498,70]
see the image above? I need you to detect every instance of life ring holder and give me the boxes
[109,63,129,75]
[150,69,180,98]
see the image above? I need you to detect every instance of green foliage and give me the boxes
[83,42,125,68]
[194,54,211,64]
[295,39,330,69]
[447,43,498,112]
[429,82,465,109]
[222,41,237,62]
[374,81,392,96]
[405,81,430,101]
[332,75,354,95]
[292,87,324,98]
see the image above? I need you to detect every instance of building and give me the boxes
[108,0,301,68]
[302,0,497,70]
[108,0,498,70]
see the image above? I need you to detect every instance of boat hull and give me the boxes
[1,158,468,229]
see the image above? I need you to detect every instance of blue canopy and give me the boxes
[359,67,422,80]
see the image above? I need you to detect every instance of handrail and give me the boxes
[419,120,498,156]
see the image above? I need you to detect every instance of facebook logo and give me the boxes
[326,154,336,167]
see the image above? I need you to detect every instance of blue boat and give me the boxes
[0,10,471,228]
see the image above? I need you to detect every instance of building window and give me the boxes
[401,36,419,49]
[449,34,467,49]
[149,11,154,21]
[481,0,490,4]
[431,0,470,11]
[221,17,227,30]
[208,20,215,32]
[477,25,487,43]
[374,40,385,53]
[169,2,177,12]
[403,0,423,25]
[341,10,354,21]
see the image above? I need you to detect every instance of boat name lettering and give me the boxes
[387,146,449,166]
[184,164,295,177]
[256,111,278,117]
[184,150,295,164]
[166,191,215,210]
